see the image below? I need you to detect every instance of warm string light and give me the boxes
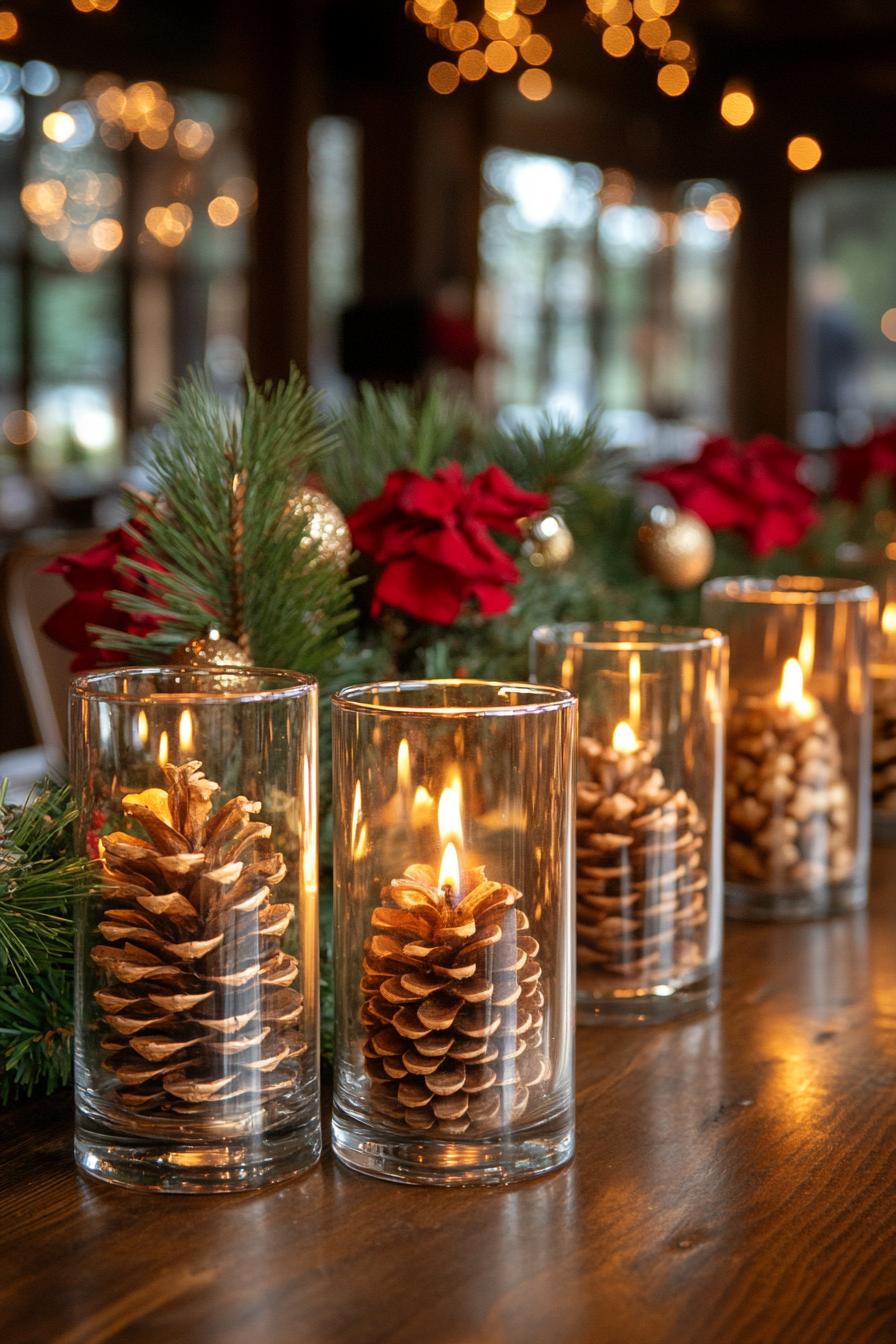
[15,65,252,273]
[882,602,896,640]
[412,0,554,100]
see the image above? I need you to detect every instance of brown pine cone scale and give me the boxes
[575,735,708,978]
[92,761,306,1123]
[360,863,546,1137]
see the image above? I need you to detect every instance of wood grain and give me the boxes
[2,849,896,1344]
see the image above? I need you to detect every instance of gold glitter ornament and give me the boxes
[635,506,715,590]
[288,487,351,570]
[171,630,252,682]
[521,512,575,570]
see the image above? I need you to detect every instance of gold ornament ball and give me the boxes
[522,512,575,570]
[288,487,351,570]
[635,508,715,590]
[171,632,253,688]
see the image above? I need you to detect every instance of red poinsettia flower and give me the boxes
[42,522,166,671]
[835,425,896,503]
[642,434,818,557]
[348,464,549,624]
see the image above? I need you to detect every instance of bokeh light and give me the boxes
[520,33,551,64]
[704,191,741,231]
[449,20,478,49]
[145,202,193,247]
[787,135,822,171]
[3,410,37,445]
[881,309,896,342]
[0,11,17,41]
[21,60,58,95]
[721,83,755,127]
[89,217,123,250]
[603,24,635,57]
[657,62,689,95]
[517,68,551,100]
[485,39,517,72]
[458,48,488,80]
[639,17,671,48]
[43,110,75,142]
[208,194,240,226]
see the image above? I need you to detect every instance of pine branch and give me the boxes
[92,367,357,677]
[321,379,482,514]
[0,781,92,1104]
[0,782,93,986]
[0,969,73,1104]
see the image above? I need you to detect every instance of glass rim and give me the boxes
[332,678,576,717]
[702,575,876,605]
[69,665,318,705]
[530,620,726,654]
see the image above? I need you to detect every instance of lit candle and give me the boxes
[575,715,707,978]
[775,657,819,721]
[436,775,463,901]
[872,603,896,817]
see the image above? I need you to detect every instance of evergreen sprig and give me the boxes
[322,379,481,514]
[93,368,357,678]
[0,782,94,1104]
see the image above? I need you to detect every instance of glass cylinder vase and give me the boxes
[331,679,576,1187]
[834,542,896,841]
[70,667,320,1193]
[701,577,875,920]
[531,622,727,1025]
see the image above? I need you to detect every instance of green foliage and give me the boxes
[321,378,481,515]
[93,368,357,678]
[0,782,94,1104]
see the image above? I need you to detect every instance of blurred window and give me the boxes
[794,173,896,448]
[477,148,736,454]
[308,115,362,397]
[0,60,251,488]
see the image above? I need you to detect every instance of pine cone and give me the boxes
[575,736,708,977]
[725,700,853,885]
[360,864,546,1137]
[92,761,306,1123]
[872,681,896,814]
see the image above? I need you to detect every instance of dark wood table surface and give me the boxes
[3,848,895,1344]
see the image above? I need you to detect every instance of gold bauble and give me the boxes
[171,631,253,687]
[522,512,575,570]
[288,487,351,570]
[635,507,715,590]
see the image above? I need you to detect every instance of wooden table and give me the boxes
[3,848,895,1344]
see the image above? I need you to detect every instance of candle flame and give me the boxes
[883,602,896,638]
[612,720,639,754]
[777,657,817,718]
[350,781,368,860]
[437,775,464,894]
[137,710,149,747]
[438,840,461,894]
[777,657,804,709]
[157,730,169,767]
[628,653,641,731]
[397,737,411,792]
[438,776,463,848]
[178,708,193,754]
[411,784,434,828]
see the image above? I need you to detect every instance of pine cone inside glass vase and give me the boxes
[360,864,546,1137]
[93,761,306,1124]
[575,735,708,977]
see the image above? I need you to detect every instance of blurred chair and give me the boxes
[1,532,99,787]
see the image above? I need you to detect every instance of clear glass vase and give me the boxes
[330,679,577,1186]
[70,667,320,1193]
[835,542,896,841]
[701,577,875,920]
[531,622,727,1024]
